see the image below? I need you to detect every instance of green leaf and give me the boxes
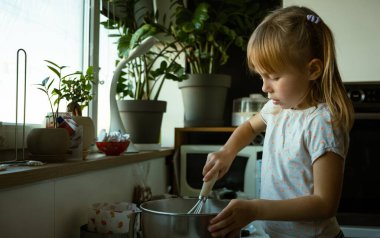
[47,78,54,90]
[41,77,50,86]
[44,60,60,68]
[47,65,61,79]
[192,3,209,30]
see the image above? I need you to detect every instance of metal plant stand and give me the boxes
[15,48,27,161]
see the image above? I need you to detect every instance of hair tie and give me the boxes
[306,14,320,24]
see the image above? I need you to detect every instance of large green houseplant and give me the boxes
[101,0,186,145]
[170,1,245,74]
[170,0,281,126]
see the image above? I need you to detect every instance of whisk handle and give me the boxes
[200,174,218,197]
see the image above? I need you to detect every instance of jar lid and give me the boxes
[249,94,268,102]
[233,97,254,102]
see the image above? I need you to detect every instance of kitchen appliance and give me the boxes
[339,82,380,237]
[179,145,263,199]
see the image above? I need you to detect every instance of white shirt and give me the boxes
[259,100,349,238]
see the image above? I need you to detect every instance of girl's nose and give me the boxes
[262,80,270,93]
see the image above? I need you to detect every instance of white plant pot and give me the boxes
[72,116,95,159]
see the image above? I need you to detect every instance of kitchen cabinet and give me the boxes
[0,150,173,238]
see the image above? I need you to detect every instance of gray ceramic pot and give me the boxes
[130,198,228,238]
[178,74,231,127]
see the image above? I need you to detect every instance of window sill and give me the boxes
[0,148,174,189]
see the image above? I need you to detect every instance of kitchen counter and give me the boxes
[0,148,174,189]
[0,148,173,238]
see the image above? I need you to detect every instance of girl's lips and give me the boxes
[271,99,280,105]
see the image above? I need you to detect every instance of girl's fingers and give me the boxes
[210,206,231,225]
[203,167,220,181]
[209,219,237,237]
[209,209,235,233]
[202,158,215,176]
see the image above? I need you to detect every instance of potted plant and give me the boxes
[101,0,186,145]
[61,66,95,116]
[27,60,74,160]
[32,60,96,159]
[170,0,280,126]
[60,65,96,158]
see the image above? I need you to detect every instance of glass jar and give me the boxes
[232,94,268,126]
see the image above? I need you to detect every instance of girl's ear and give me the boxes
[308,58,323,81]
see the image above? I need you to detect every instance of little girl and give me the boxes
[203,6,354,238]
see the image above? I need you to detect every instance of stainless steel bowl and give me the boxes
[139,198,228,238]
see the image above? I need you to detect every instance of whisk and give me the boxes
[187,174,218,214]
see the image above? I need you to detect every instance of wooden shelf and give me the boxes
[0,148,174,189]
[174,127,236,149]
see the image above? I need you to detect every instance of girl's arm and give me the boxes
[254,151,344,220]
[208,151,344,237]
[203,114,266,181]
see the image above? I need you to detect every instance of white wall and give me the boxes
[155,0,185,147]
[159,80,184,147]
[0,158,167,238]
[283,0,380,83]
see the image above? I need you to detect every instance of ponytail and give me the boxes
[320,22,354,131]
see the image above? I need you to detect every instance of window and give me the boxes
[96,11,117,134]
[0,0,88,125]
[0,0,181,153]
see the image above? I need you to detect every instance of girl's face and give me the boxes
[257,66,313,110]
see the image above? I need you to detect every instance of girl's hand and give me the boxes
[202,148,235,182]
[208,199,257,237]
[203,118,265,182]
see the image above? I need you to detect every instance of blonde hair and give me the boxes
[247,6,354,131]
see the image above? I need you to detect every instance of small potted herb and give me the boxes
[61,66,95,116]
[35,60,96,159]
[37,60,95,125]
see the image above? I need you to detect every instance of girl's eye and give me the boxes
[269,76,280,81]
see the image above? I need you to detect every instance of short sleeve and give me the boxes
[260,100,281,125]
[304,109,349,162]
